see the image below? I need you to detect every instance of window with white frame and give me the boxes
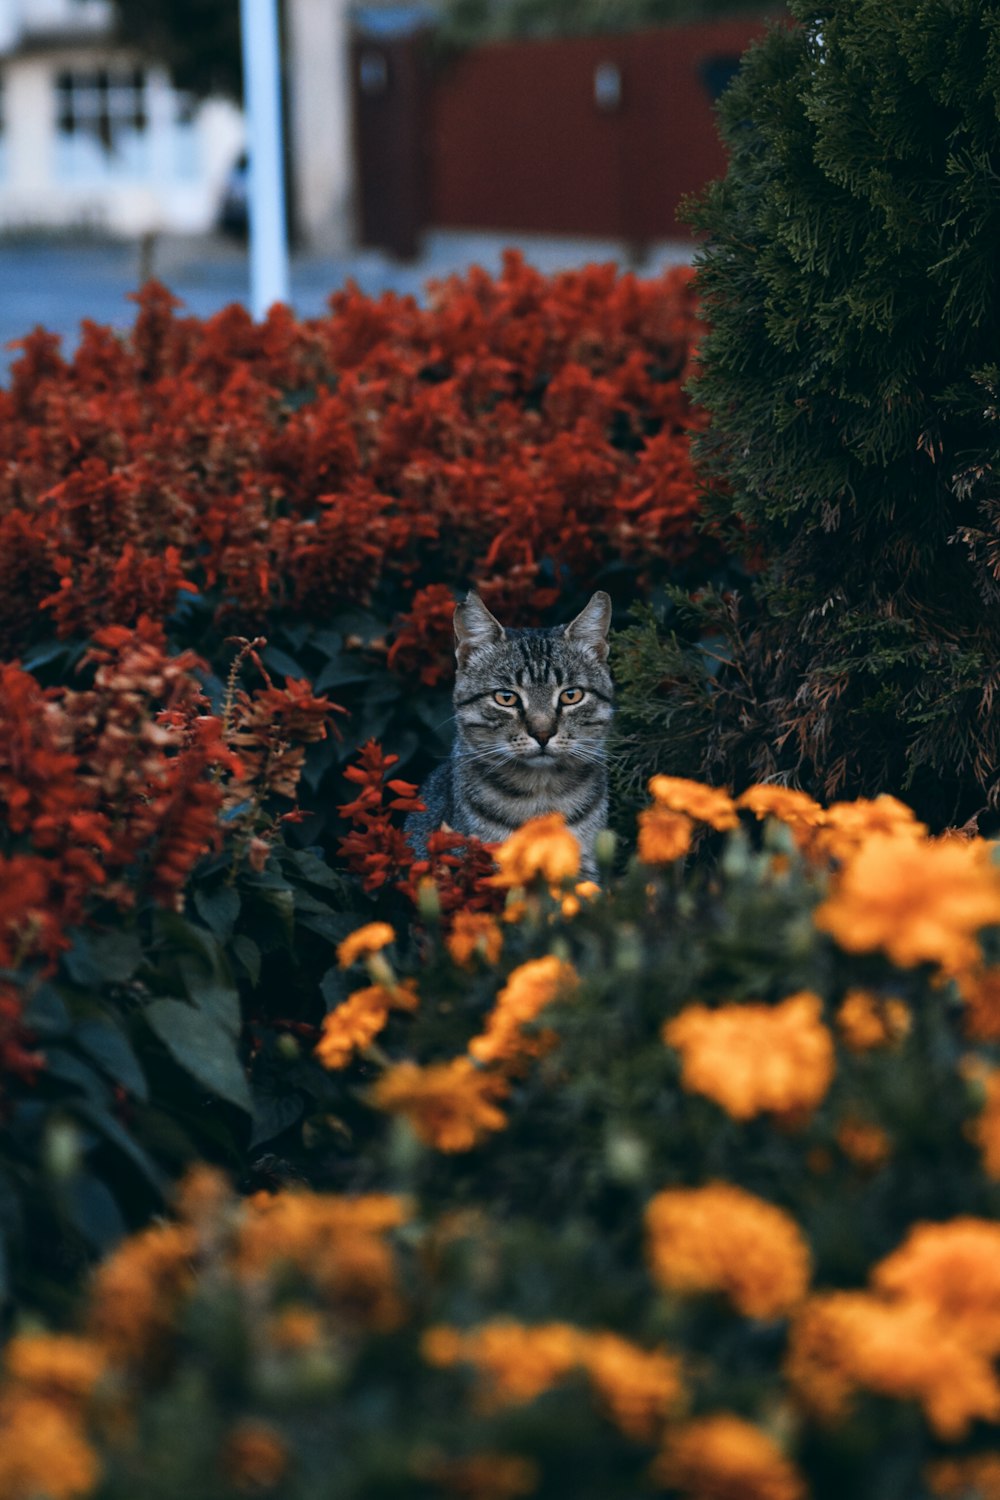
[54,66,150,179]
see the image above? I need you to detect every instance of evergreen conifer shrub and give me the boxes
[682,0,1000,828]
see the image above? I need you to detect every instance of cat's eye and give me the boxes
[493,690,519,707]
[559,688,585,706]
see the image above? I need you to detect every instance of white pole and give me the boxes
[240,0,291,318]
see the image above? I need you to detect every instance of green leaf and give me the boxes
[253,887,296,945]
[145,999,252,1114]
[240,866,293,891]
[261,644,304,680]
[307,626,342,656]
[72,1100,167,1190]
[280,620,313,650]
[232,935,261,987]
[23,986,69,1037]
[320,966,352,1011]
[20,637,73,671]
[333,607,386,644]
[249,1090,305,1150]
[294,905,355,943]
[287,880,354,944]
[89,929,145,983]
[42,1048,112,1105]
[282,846,345,892]
[155,909,224,967]
[313,658,372,691]
[301,735,343,791]
[62,928,144,989]
[63,1173,126,1252]
[193,883,241,942]
[74,1020,149,1102]
[178,953,241,1037]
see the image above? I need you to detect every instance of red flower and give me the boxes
[0,624,317,964]
[387,584,457,686]
[336,739,501,917]
[0,255,710,663]
[337,741,419,892]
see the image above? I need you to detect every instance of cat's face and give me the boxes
[452,592,614,775]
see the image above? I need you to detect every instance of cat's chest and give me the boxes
[455,760,605,832]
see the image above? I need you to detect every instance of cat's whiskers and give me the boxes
[458,745,514,766]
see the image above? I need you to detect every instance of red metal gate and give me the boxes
[352,26,431,260]
[352,14,775,252]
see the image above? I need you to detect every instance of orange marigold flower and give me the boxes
[650,1413,806,1500]
[172,1163,233,1226]
[422,1320,582,1407]
[269,1305,324,1351]
[663,993,835,1122]
[872,1218,1000,1355]
[811,794,927,862]
[236,1191,409,1331]
[786,1291,1000,1439]
[422,1320,681,1440]
[649,775,738,831]
[336,921,396,967]
[314,981,418,1070]
[316,991,388,1068]
[87,1222,197,1367]
[560,880,601,918]
[489,813,580,888]
[370,1057,510,1152]
[957,967,1000,1042]
[3,1334,106,1405]
[967,1062,1000,1179]
[579,1330,685,1441]
[736,784,825,828]
[927,1455,1000,1500]
[469,955,578,1068]
[836,990,911,1052]
[645,1182,811,1320]
[638,806,694,863]
[221,1422,289,1493]
[836,1117,891,1171]
[0,1392,101,1500]
[814,834,1000,975]
[447,910,503,967]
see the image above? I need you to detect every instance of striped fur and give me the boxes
[406,591,613,876]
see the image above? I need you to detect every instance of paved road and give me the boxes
[0,230,692,383]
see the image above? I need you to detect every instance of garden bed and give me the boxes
[2,259,1000,1500]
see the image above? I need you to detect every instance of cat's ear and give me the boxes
[564,591,612,662]
[454,591,505,666]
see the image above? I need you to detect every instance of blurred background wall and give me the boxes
[0,0,782,250]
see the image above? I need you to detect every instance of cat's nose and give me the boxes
[530,725,554,746]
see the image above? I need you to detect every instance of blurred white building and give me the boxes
[0,0,244,235]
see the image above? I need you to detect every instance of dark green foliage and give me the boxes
[680,0,1000,825]
[0,848,358,1318]
[113,0,241,99]
[438,0,782,45]
[609,587,750,835]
